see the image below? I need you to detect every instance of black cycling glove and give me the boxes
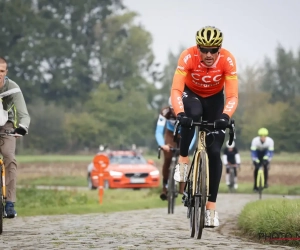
[176,112,193,128]
[262,159,269,167]
[14,127,27,136]
[214,113,230,130]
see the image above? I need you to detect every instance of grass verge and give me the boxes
[18,176,300,196]
[15,186,181,217]
[238,198,300,248]
[219,183,300,195]
[16,151,300,164]
[18,176,87,187]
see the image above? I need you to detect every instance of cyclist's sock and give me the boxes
[206,201,216,210]
[178,156,189,164]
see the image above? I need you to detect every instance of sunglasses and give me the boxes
[198,46,219,54]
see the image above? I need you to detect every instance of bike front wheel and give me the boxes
[188,173,195,237]
[194,150,208,239]
[257,168,264,200]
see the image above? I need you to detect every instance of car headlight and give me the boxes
[109,170,123,177]
[150,170,159,176]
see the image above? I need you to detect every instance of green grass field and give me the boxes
[18,176,87,187]
[16,155,93,163]
[238,151,300,163]
[218,183,300,195]
[15,151,300,163]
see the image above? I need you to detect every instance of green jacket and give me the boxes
[0,77,30,132]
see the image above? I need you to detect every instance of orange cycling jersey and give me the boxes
[171,46,238,118]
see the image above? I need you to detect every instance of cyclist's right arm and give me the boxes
[188,130,197,151]
[155,114,166,147]
[170,49,192,116]
[264,137,274,162]
[222,155,228,166]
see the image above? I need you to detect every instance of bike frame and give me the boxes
[192,130,209,197]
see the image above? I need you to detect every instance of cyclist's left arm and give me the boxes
[235,154,241,167]
[11,87,30,133]
[222,52,238,118]
[188,130,197,151]
[171,49,192,115]
[264,138,274,162]
[222,148,228,165]
[234,148,241,165]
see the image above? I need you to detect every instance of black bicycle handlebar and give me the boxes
[157,146,180,159]
[0,130,21,137]
[173,119,236,146]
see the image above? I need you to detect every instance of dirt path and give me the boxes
[0,194,295,250]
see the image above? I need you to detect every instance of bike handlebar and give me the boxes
[0,130,22,137]
[173,119,236,146]
[157,146,180,159]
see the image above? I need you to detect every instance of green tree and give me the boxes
[269,97,300,152]
[97,12,159,94]
[261,45,299,103]
[22,99,68,153]
[0,0,124,105]
[234,65,288,150]
[65,84,156,151]
[155,49,184,109]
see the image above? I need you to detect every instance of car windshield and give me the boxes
[110,155,147,164]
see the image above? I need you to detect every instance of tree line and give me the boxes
[0,1,299,153]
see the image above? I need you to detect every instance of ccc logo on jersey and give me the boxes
[191,74,222,84]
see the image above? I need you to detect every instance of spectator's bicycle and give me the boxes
[227,164,238,193]
[0,156,5,234]
[158,146,180,214]
[174,120,235,239]
[0,131,22,234]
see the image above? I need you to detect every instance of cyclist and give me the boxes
[155,97,196,200]
[0,57,30,218]
[222,140,241,189]
[170,26,238,227]
[251,128,274,191]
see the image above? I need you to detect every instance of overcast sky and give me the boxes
[123,0,300,70]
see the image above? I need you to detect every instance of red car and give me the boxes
[87,150,160,190]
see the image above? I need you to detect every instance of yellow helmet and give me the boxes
[258,128,269,136]
[195,26,223,47]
